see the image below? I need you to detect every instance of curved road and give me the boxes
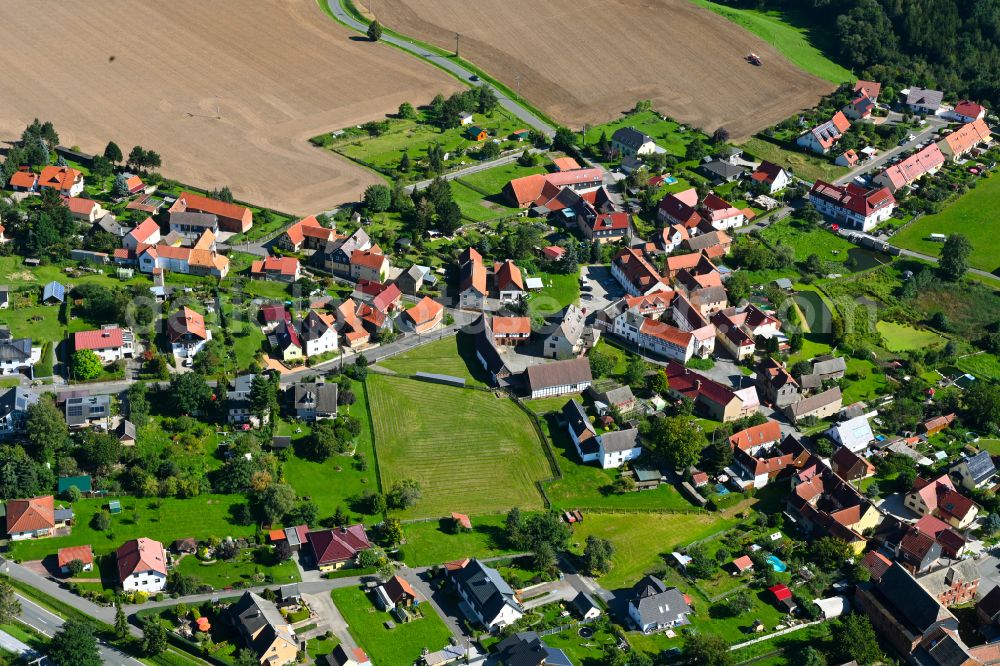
[323,0,554,137]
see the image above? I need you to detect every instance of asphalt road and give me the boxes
[834,117,948,185]
[324,0,554,137]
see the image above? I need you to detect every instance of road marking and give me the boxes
[16,595,64,625]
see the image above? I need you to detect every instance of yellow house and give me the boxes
[231,591,297,666]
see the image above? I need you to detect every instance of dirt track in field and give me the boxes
[373,0,834,140]
[0,0,462,215]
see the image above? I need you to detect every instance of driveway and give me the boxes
[876,493,921,523]
[303,591,358,651]
[518,578,578,610]
[580,264,625,318]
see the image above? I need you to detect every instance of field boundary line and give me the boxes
[361,378,386,502]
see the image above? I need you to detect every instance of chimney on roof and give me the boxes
[694,380,702,391]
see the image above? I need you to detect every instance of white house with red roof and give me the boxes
[796,111,851,154]
[63,197,102,223]
[937,118,993,162]
[874,143,946,193]
[38,166,84,197]
[494,259,526,303]
[7,169,38,192]
[278,215,336,253]
[123,217,161,252]
[167,307,211,360]
[579,211,631,242]
[946,100,987,123]
[6,495,56,540]
[169,191,252,233]
[250,256,301,283]
[700,193,746,231]
[349,249,389,284]
[299,310,338,357]
[750,161,791,194]
[612,248,670,296]
[74,326,134,363]
[116,537,167,593]
[808,180,896,232]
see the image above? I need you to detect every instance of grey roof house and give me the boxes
[627,575,692,633]
[449,558,524,631]
[542,304,590,359]
[65,394,111,428]
[495,631,574,666]
[0,387,38,436]
[289,381,338,421]
[699,159,745,183]
[951,450,996,490]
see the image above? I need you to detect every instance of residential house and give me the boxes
[579,211,631,242]
[810,356,847,382]
[58,545,94,574]
[169,191,252,233]
[843,91,877,121]
[587,384,637,415]
[905,87,945,115]
[873,143,946,193]
[492,316,531,346]
[0,387,38,436]
[227,374,268,427]
[628,576,692,634]
[307,525,371,571]
[289,381,338,421]
[494,259,525,303]
[402,296,444,334]
[350,249,388,284]
[699,159,745,184]
[808,181,896,232]
[64,197,102,223]
[905,475,980,529]
[74,326,134,364]
[65,394,111,429]
[937,118,993,161]
[913,515,968,560]
[830,446,875,482]
[611,127,662,157]
[700,193,746,231]
[612,248,669,296]
[278,215,336,253]
[250,256,301,283]
[167,307,211,360]
[375,575,420,611]
[335,299,370,349]
[502,168,604,208]
[123,217,161,252]
[299,310,338,358]
[472,315,512,386]
[117,420,136,446]
[137,232,229,278]
[657,188,703,229]
[920,413,957,436]
[787,462,878,554]
[664,360,751,422]
[836,149,860,167]
[711,305,781,361]
[756,357,800,408]
[0,328,40,377]
[948,100,987,123]
[269,310,304,362]
[41,281,65,305]
[319,229,371,275]
[731,425,809,490]
[458,247,487,310]
[542,304,589,359]
[7,169,38,192]
[750,161,792,194]
[916,560,980,608]
[6,496,57,540]
[826,415,875,453]
[616,310,695,363]
[230,591,297,666]
[860,551,893,583]
[168,211,218,242]
[396,264,426,295]
[655,225,690,254]
[563,399,642,469]
[951,451,996,490]
[783,387,842,423]
[449,559,524,631]
[117,537,167,593]
[796,112,851,154]
[524,357,592,399]
[495,632,574,666]
[38,165,84,196]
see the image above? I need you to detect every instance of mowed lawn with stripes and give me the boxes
[368,375,551,519]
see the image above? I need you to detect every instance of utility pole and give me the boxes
[454,32,460,57]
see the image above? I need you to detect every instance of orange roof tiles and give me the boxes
[168,307,208,342]
[38,166,82,191]
[729,421,782,451]
[6,496,55,534]
[172,191,251,227]
[494,259,525,291]
[129,217,160,243]
[63,197,98,215]
[350,249,386,270]
[58,545,94,568]
[74,327,125,351]
[405,296,443,327]
[941,118,992,156]
[8,170,37,189]
[251,256,300,277]
[116,537,167,580]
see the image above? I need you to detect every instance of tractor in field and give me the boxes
[745,52,762,66]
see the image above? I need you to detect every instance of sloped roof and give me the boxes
[116,537,167,580]
[308,525,370,565]
[729,421,782,451]
[6,496,54,534]
[405,296,443,327]
[168,307,208,342]
[525,357,592,391]
[74,327,125,351]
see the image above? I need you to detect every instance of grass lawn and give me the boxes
[760,219,856,265]
[585,110,697,158]
[528,271,580,312]
[957,353,1000,381]
[876,321,946,352]
[368,375,551,519]
[741,137,848,184]
[306,635,339,662]
[283,380,380,519]
[450,180,516,222]
[173,548,300,589]
[401,514,520,566]
[567,512,737,590]
[0,305,65,344]
[9,495,256,562]
[378,333,490,387]
[331,585,452,664]
[460,161,546,193]
[689,0,853,83]
[893,174,1000,273]
[841,357,890,404]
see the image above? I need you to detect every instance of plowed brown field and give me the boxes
[374,0,834,139]
[0,0,462,214]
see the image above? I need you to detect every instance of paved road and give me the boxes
[0,627,39,661]
[324,0,554,137]
[405,149,543,193]
[896,247,998,281]
[834,117,948,185]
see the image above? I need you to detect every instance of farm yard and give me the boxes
[0,0,462,214]
[371,0,834,139]
[368,374,552,519]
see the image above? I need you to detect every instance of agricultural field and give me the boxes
[741,137,849,183]
[689,0,853,84]
[373,0,834,139]
[368,375,551,519]
[892,174,1000,274]
[331,585,452,665]
[9,495,256,562]
[0,0,462,214]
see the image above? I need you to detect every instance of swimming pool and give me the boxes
[715,484,730,495]
[664,176,678,184]
[766,555,787,572]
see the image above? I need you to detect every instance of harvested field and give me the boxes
[372,0,834,139]
[0,1,462,214]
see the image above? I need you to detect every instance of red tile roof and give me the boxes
[168,307,208,342]
[494,259,525,291]
[768,583,792,601]
[729,421,782,451]
[58,545,94,569]
[733,555,753,572]
[664,360,739,410]
[405,297,443,327]
[8,170,37,189]
[751,160,785,185]
[371,283,402,313]
[38,166,82,191]
[284,215,335,246]
[451,512,472,530]
[613,248,667,293]
[880,143,945,189]
[74,327,125,351]
[6,496,55,534]
[351,249,386,270]
[172,191,252,228]
[639,318,692,349]
[810,180,896,217]
[128,217,161,244]
[953,100,985,119]
[941,118,992,156]
[116,537,167,580]
[308,525,371,566]
[854,80,882,100]
[63,197,98,216]
[861,551,892,581]
[251,256,300,277]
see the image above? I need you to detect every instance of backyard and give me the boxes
[164,547,299,590]
[368,375,552,519]
[401,514,521,567]
[331,585,452,664]
[741,137,849,184]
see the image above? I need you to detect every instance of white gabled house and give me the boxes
[116,537,167,594]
